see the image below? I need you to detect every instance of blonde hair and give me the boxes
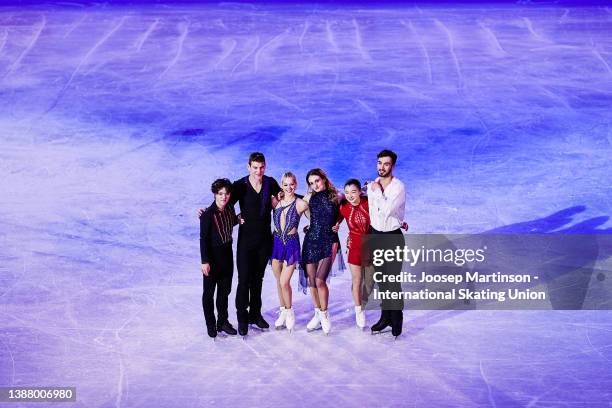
[281,171,297,186]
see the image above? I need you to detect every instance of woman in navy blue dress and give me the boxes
[301,168,340,335]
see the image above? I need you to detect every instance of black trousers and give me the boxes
[202,243,234,327]
[235,238,271,324]
[370,227,405,311]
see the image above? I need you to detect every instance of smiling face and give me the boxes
[215,187,231,209]
[248,160,265,180]
[308,174,325,193]
[282,176,297,196]
[344,184,361,205]
[377,156,394,178]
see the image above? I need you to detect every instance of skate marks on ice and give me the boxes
[434,19,465,92]
[134,18,160,53]
[46,16,128,114]
[158,21,189,79]
[401,20,433,85]
[3,15,46,79]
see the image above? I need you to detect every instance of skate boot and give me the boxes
[320,309,331,335]
[391,310,403,339]
[206,324,217,339]
[217,321,237,336]
[275,307,287,330]
[371,310,391,334]
[355,305,366,329]
[249,315,270,330]
[238,321,248,337]
[285,308,296,333]
[306,308,321,332]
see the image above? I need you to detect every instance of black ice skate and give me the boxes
[371,310,391,334]
[206,324,218,339]
[217,321,238,336]
[238,321,249,338]
[249,315,270,330]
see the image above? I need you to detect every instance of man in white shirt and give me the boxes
[367,149,406,338]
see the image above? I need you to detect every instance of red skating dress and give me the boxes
[338,197,370,266]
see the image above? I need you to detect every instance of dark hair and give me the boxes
[211,178,233,194]
[344,178,361,190]
[377,149,397,165]
[248,152,266,165]
[306,168,338,204]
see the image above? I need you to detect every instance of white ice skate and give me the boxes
[355,305,366,329]
[275,306,287,330]
[320,309,331,335]
[285,308,296,333]
[306,307,321,332]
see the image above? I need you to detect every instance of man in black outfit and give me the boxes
[228,152,281,336]
[200,178,240,338]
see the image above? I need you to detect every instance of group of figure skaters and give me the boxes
[199,149,407,339]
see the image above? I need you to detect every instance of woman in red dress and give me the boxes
[336,179,370,329]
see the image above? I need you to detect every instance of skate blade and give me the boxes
[371,328,391,335]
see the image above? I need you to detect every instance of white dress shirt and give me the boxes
[367,176,406,232]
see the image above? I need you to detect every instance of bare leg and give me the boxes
[331,242,339,267]
[271,259,285,307]
[349,263,362,306]
[280,262,296,308]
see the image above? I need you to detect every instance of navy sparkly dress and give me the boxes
[302,190,338,264]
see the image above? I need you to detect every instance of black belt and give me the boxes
[369,227,402,235]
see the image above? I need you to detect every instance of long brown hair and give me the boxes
[306,168,338,204]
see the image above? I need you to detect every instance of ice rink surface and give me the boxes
[0,1,611,407]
